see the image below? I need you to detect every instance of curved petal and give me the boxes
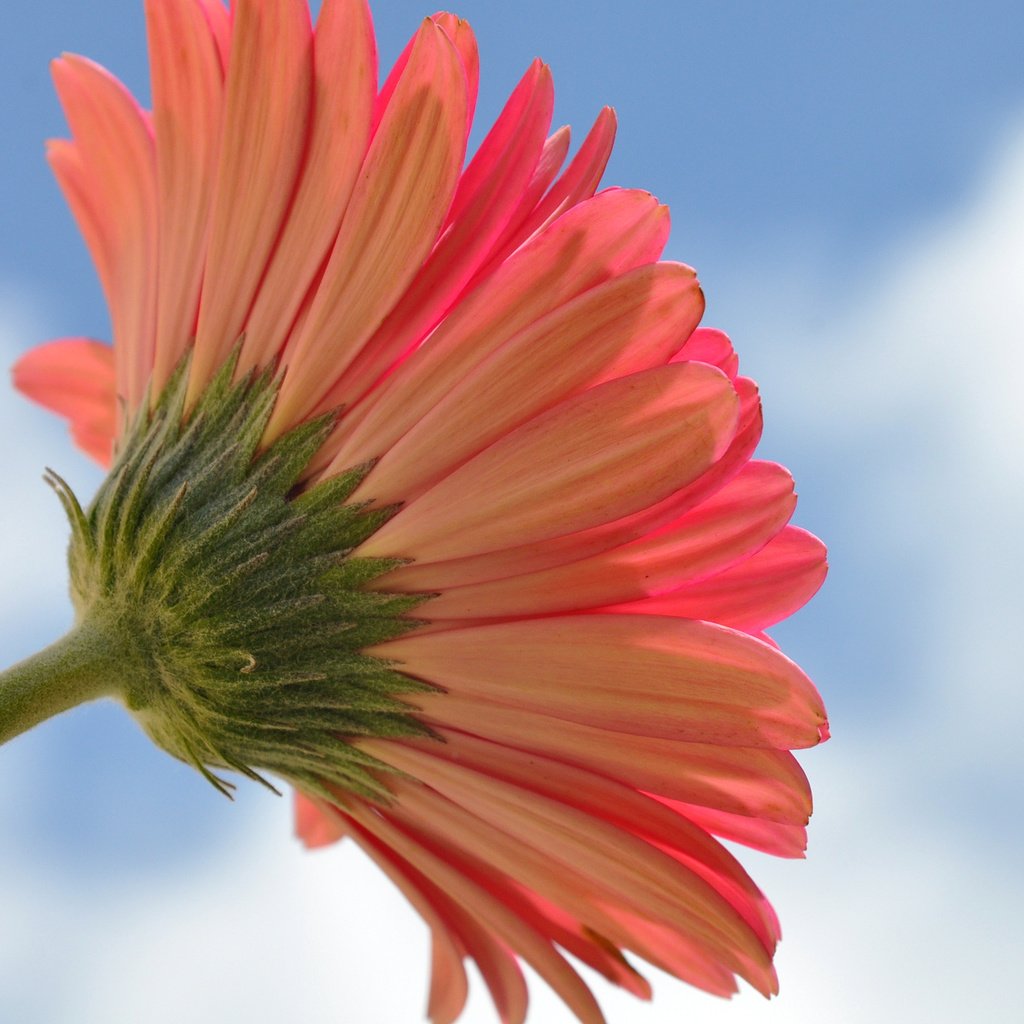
[360,363,737,564]
[314,187,670,479]
[12,338,117,466]
[146,0,226,395]
[374,615,828,750]
[612,525,828,630]
[236,0,377,374]
[187,0,314,404]
[51,56,157,417]
[267,18,469,439]
[357,261,703,505]
[420,460,795,619]
[316,59,556,412]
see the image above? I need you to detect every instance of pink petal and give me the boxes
[293,790,347,849]
[374,731,782,955]
[373,615,828,749]
[412,692,812,824]
[266,18,469,440]
[187,0,314,404]
[421,460,795,618]
[660,800,810,859]
[675,327,740,379]
[474,108,618,280]
[359,261,703,505]
[317,59,556,413]
[236,0,377,375]
[145,0,226,395]
[613,525,828,630]
[316,187,670,480]
[50,56,157,417]
[360,363,737,564]
[369,754,775,996]
[12,338,117,466]
[340,814,473,1024]
[345,796,608,1024]
[377,371,760,593]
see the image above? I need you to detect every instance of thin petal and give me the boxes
[315,60,556,413]
[266,19,469,439]
[372,615,828,749]
[376,373,760,594]
[357,262,703,505]
[370,758,774,995]
[613,525,828,630]
[411,692,812,824]
[51,56,157,416]
[314,187,670,479]
[420,460,796,618]
[146,0,225,395]
[370,731,781,955]
[346,798,608,1024]
[236,0,377,374]
[187,0,314,404]
[361,363,736,564]
[12,338,116,466]
[474,108,617,279]
[660,800,810,859]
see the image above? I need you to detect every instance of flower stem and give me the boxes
[0,620,120,746]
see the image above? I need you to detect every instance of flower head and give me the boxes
[6,1,828,1021]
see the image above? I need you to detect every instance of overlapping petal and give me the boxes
[12,3,827,1021]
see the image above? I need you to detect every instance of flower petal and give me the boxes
[11,338,116,466]
[345,797,608,1024]
[366,752,776,995]
[377,372,760,593]
[266,18,469,439]
[660,800,810,859]
[613,525,828,630]
[373,615,828,749]
[411,692,812,824]
[421,460,795,618]
[357,261,703,505]
[315,186,670,479]
[187,0,314,403]
[51,56,157,417]
[236,0,377,374]
[360,363,737,564]
[146,0,226,395]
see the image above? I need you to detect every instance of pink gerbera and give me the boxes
[3,2,828,1022]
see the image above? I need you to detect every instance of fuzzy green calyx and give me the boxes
[41,357,432,801]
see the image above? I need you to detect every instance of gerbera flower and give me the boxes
[3,1,828,1022]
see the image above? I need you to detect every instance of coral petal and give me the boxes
[358,261,703,504]
[316,187,670,478]
[12,338,117,466]
[237,0,377,374]
[146,0,225,395]
[187,0,314,403]
[373,615,828,749]
[421,460,795,618]
[360,363,737,563]
[615,525,829,630]
[267,19,469,439]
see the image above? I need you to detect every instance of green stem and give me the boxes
[0,619,121,746]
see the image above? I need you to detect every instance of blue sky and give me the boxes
[1,2,1023,1022]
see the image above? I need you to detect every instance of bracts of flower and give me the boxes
[4,2,828,1022]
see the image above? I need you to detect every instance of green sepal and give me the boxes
[50,355,435,801]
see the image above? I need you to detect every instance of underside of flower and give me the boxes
[50,353,431,801]
[3,2,830,1021]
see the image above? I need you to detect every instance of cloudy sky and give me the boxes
[1,1,1022,1022]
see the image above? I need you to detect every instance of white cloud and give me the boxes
[2,120,1024,1024]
